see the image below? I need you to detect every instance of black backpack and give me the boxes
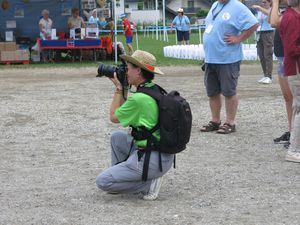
[131,84,192,181]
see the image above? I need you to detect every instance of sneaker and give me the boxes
[274,132,290,143]
[285,151,300,163]
[262,77,272,84]
[143,177,163,200]
[258,77,267,83]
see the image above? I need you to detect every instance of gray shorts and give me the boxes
[204,62,240,97]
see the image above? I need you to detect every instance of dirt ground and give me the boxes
[0,64,299,225]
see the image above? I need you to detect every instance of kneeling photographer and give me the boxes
[96,50,174,200]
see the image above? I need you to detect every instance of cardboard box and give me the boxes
[0,51,15,61]
[5,42,17,51]
[0,42,5,51]
[0,50,29,61]
[15,50,29,60]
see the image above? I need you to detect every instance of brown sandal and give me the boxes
[216,123,236,134]
[200,121,221,132]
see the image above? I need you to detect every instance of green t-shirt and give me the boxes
[115,83,160,148]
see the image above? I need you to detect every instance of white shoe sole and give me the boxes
[285,153,300,163]
[258,78,266,83]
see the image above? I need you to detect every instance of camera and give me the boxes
[97,60,128,87]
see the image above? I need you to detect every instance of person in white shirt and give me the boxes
[39,9,53,40]
[38,9,54,63]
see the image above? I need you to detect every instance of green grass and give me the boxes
[114,31,256,66]
[0,32,257,69]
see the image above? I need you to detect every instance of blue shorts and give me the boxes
[277,57,284,77]
[204,62,240,97]
[177,30,189,42]
[126,36,133,44]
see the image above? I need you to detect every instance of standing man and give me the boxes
[170,8,191,45]
[200,0,258,134]
[120,13,134,55]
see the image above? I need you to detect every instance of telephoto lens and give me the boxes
[97,63,116,78]
[97,62,128,88]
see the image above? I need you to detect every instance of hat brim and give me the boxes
[120,54,164,75]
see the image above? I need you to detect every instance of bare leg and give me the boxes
[224,95,238,125]
[278,76,293,131]
[209,94,222,123]
[127,44,134,55]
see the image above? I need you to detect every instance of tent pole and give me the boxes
[114,0,118,64]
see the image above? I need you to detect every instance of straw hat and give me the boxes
[120,50,164,75]
[177,8,184,13]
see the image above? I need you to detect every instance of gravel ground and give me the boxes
[0,64,299,225]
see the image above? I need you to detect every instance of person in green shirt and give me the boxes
[96,50,174,200]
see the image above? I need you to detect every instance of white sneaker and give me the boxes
[258,77,267,83]
[143,177,163,200]
[285,151,300,163]
[262,77,272,84]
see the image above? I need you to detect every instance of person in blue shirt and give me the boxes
[88,9,108,28]
[252,0,275,84]
[200,0,258,134]
[170,8,191,45]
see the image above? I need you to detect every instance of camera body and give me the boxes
[97,60,128,87]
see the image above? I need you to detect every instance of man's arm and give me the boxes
[186,16,191,33]
[67,18,73,29]
[81,17,86,28]
[39,23,44,33]
[224,23,259,44]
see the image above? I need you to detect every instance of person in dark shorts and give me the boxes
[200,0,258,134]
[170,8,191,45]
[269,3,292,148]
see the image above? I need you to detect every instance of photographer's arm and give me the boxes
[109,74,127,123]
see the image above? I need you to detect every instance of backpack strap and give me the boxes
[134,84,167,181]
[141,130,160,181]
[137,83,167,100]
[142,151,151,181]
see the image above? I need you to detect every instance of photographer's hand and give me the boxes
[110,73,123,91]
[109,73,127,123]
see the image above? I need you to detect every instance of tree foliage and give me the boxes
[196,9,209,18]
